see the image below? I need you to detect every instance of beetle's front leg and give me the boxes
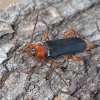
[17,44,30,55]
[50,58,66,70]
[29,63,37,73]
[28,56,45,73]
[44,32,50,41]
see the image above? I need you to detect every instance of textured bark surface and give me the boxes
[0,0,100,100]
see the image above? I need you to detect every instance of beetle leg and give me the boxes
[44,32,50,41]
[29,63,37,73]
[39,57,44,62]
[50,58,61,68]
[50,58,64,69]
[17,44,30,55]
[64,29,77,38]
[66,54,82,61]
[29,57,44,73]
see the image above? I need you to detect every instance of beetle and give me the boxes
[19,12,93,85]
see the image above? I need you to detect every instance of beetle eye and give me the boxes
[30,48,35,56]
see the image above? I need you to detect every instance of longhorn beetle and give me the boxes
[19,12,93,85]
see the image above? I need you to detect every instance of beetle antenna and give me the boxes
[42,62,68,86]
[29,11,39,44]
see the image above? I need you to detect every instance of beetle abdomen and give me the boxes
[44,38,86,57]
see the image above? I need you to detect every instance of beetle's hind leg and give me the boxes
[64,29,77,38]
[66,54,82,61]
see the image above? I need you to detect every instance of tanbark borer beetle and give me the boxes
[19,12,93,85]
